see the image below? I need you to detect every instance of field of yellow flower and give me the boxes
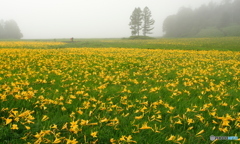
[0,41,239,143]
[0,41,65,49]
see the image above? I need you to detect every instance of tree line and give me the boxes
[129,7,155,37]
[163,0,240,37]
[0,19,23,39]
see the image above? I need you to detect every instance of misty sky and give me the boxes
[1,0,221,39]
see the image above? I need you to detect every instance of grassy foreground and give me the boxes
[0,38,239,143]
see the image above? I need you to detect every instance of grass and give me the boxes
[58,37,240,51]
[0,38,239,143]
[2,37,240,51]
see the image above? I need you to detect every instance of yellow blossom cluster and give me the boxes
[0,41,65,49]
[0,46,239,143]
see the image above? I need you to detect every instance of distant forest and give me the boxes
[0,20,23,39]
[163,0,240,37]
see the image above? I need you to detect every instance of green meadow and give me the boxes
[0,37,239,144]
[60,37,240,51]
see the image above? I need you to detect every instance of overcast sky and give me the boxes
[1,0,221,39]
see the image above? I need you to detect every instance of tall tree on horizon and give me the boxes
[4,20,23,39]
[129,7,143,36]
[142,7,155,36]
